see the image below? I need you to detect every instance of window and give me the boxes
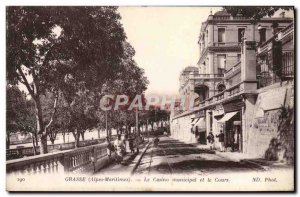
[259,28,266,43]
[217,54,226,74]
[218,28,225,42]
[238,28,245,42]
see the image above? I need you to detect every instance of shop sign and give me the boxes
[223,101,244,112]
[195,110,205,118]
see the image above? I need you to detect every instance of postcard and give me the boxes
[6,6,295,192]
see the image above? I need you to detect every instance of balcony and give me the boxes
[189,73,224,79]
[257,23,294,54]
[212,42,241,47]
[225,61,241,79]
[180,73,224,91]
[257,50,294,88]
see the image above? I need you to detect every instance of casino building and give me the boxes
[170,9,294,162]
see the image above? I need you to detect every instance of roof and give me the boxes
[180,66,198,77]
[182,66,198,72]
[214,9,231,16]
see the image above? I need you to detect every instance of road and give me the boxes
[134,136,262,175]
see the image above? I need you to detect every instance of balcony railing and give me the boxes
[213,15,231,20]
[257,50,294,88]
[257,23,294,54]
[212,42,241,47]
[191,82,245,110]
[190,73,224,78]
[225,61,241,79]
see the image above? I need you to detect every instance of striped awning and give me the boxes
[218,111,238,123]
[193,117,206,131]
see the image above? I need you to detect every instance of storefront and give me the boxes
[217,100,244,152]
[192,110,206,144]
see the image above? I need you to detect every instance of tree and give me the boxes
[7,7,128,153]
[67,87,99,148]
[223,6,293,20]
[41,90,70,145]
[6,85,37,152]
[98,42,148,139]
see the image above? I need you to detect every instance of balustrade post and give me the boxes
[224,91,229,99]
[63,154,71,173]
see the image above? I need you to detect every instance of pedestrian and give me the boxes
[106,137,114,161]
[114,135,125,164]
[216,130,225,152]
[206,132,215,150]
[129,135,134,153]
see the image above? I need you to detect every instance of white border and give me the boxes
[0,1,298,196]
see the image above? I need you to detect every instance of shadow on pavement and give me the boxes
[168,159,260,173]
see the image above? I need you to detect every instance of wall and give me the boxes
[227,72,241,87]
[245,83,294,163]
[213,23,254,43]
[170,114,197,143]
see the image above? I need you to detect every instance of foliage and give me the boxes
[6,7,141,153]
[223,6,293,20]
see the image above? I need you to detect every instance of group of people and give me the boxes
[206,129,239,152]
[106,134,137,164]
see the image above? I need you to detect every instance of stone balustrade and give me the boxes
[6,137,116,161]
[6,143,109,175]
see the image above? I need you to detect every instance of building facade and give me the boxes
[171,10,294,163]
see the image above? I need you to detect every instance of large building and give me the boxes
[171,9,294,163]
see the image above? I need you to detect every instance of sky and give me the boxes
[118,7,222,97]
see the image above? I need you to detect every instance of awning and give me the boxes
[218,111,238,123]
[191,118,199,125]
[193,117,206,130]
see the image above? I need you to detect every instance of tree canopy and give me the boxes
[6,6,148,153]
[223,6,293,20]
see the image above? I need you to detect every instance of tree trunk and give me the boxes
[81,132,85,141]
[32,136,37,155]
[40,134,48,154]
[72,130,80,148]
[75,133,80,148]
[97,128,100,139]
[6,133,10,149]
[34,96,49,154]
[34,132,39,146]
[62,131,66,143]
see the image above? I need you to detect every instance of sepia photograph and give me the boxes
[5,5,295,192]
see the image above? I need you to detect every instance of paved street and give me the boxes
[95,141,150,175]
[134,136,262,175]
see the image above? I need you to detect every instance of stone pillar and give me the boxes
[242,95,256,154]
[241,40,257,91]
[207,24,214,46]
[208,53,214,74]
[206,110,211,135]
